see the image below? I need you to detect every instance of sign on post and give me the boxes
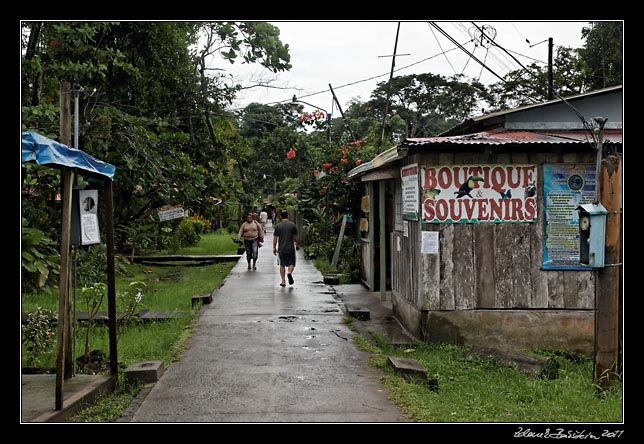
[79,189,100,245]
[157,205,186,222]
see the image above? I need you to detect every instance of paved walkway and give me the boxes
[124,223,404,423]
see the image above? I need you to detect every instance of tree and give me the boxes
[487,46,587,110]
[21,21,292,260]
[487,21,623,111]
[368,73,490,140]
[578,21,623,90]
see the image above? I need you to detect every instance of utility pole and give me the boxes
[547,37,553,100]
[379,22,401,151]
[329,83,357,142]
[593,118,622,390]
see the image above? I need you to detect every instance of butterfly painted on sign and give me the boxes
[499,189,512,200]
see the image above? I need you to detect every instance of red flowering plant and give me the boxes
[298,109,327,131]
[309,137,370,218]
[297,137,375,277]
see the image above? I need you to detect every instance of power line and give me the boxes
[477,47,489,82]
[429,22,529,97]
[427,22,457,76]
[225,42,468,112]
[471,22,597,144]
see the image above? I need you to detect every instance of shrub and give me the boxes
[21,218,60,293]
[171,218,206,250]
[22,306,56,367]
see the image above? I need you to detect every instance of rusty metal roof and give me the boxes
[400,129,622,148]
[348,128,623,179]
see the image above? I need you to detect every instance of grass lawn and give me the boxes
[353,331,623,423]
[21,230,238,421]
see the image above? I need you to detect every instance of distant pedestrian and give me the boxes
[273,209,300,287]
[259,209,268,231]
[237,213,264,270]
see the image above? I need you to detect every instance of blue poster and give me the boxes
[542,164,596,270]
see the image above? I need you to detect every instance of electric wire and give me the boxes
[427,23,457,76]
[477,48,489,82]
[471,22,597,146]
[429,22,535,102]
[226,43,469,112]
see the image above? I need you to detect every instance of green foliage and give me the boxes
[368,73,490,139]
[117,281,146,341]
[21,218,60,292]
[488,46,588,110]
[488,21,622,111]
[22,306,56,367]
[66,374,142,423]
[21,21,292,257]
[360,339,622,422]
[579,21,623,90]
[79,283,106,364]
[171,218,206,251]
[75,243,129,288]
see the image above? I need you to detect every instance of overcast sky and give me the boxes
[221,21,592,113]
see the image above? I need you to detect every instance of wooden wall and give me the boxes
[391,148,596,311]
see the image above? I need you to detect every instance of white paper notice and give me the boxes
[421,231,439,255]
[403,220,409,238]
[81,213,101,245]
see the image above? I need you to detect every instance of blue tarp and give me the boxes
[21,131,115,180]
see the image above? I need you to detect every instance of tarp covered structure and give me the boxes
[21,130,118,413]
[22,131,115,180]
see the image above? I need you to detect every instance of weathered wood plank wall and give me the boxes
[391,148,596,311]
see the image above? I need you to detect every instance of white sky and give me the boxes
[221,21,592,113]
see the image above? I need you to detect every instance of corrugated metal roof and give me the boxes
[440,85,623,136]
[348,128,622,179]
[347,146,403,178]
[401,129,622,148]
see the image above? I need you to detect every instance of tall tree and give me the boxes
[578,21,623,89]
[21,21,292,253]
[487,46,587,110]
[487,21,623,111]
[368,73,489,139]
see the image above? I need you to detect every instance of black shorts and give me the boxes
[278,252,296,267]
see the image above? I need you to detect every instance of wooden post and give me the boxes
[330,215,347,272]
[379,181,386,301]
[104,181,119,375]
[55,81,73,409]
[368,182,375,290]
[55,168,73,410]
[60,81,74,379]
[595,154,622,389]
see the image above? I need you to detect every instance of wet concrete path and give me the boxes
[126,223,404,423]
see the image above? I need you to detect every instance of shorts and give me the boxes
[278,252,296,267]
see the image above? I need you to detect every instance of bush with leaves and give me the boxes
[75,243,128,288]
[117,281,146,341]
[21,218,60,293]
[79,283,106,365]
[171,218,206,251]
[22,306,56,367]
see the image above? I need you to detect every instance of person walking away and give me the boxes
[259,209,268,231]
[273,209,300,287]
[237,213,264,270]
